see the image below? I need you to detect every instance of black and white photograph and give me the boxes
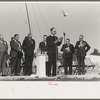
[0,1,100,99]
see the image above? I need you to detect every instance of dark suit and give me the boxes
[47,35,61,76]
[0,40,8,75]
[23,36,35,75]
[10,39,22,75]
[39,41,47,54]
[75,40,90,74]
[61,43,75,75]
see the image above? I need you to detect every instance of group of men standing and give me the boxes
[10,33,35,76]
[0,33,35,76]
[39,27,90,76]
[0,27,90,76]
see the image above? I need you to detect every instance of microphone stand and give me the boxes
[63,32,66,75]
[54,35,60,76]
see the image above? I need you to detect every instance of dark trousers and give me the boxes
[24,55,33,75]
[46,62,48,76]
[0,52,7,75]
[11,55,21,75]
[64,57,72,75]
[77,56,85,74]
[47,54,56,76]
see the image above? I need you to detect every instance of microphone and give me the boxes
[63,32,66,36]
[63,32,66,45]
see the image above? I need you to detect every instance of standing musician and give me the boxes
[61,38,75,75]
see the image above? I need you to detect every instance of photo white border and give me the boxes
[0,1,100,99]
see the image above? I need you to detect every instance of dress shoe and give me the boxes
[69,73,72,75]
[11,73,15,76]
[78,73,81,75]
[15,73,20,76]
[65,73,68,75]
[2,74,7,76]
[27,74,31,76]
[52,75,56,77]
[47,75,51,77]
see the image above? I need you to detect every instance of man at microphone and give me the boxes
[47,27,63,77]
[61,38,75,75]
[75,35,90,75]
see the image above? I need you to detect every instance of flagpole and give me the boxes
[25,3,31,33]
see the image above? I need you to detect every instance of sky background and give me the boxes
[0,2,100,54]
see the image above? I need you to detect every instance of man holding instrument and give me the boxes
[61,38,75,75]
